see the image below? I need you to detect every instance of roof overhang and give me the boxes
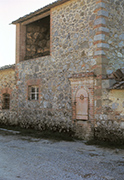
[12,0,69,25]
[0,64,15,71]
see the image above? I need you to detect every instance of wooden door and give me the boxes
[76,88,88,120]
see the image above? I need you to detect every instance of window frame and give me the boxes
[28,86,39,101]
[27,79,41,102]
[2,93,10,110]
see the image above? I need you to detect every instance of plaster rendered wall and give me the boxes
[16,0,98,138]
[0,67,18,125]
[95,0,124,143]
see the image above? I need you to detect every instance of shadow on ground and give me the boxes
[0,124,75,142]
[0,124,124,149]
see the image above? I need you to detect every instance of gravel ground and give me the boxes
[0,128,124,180]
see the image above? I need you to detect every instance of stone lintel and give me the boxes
[69,72,95,79]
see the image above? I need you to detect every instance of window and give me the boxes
[2,93,10,109]
[28,86,39,100]
[25,16,50,60]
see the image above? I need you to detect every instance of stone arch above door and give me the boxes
[75,88,88,120]
[76,88,88,98]
[69,72,94,121]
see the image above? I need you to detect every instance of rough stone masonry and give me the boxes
[0,0,124,142]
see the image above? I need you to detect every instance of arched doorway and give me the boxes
[75,88,88,120]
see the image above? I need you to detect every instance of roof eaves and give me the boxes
[109,81,124,90]
[0,64,15,71]
[12,0,69,24]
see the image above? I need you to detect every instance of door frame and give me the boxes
[75,88,89,120]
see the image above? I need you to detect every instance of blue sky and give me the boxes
[0,0,55,67]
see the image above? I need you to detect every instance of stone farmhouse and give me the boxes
[0,0,124,142]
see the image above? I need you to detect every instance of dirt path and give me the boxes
[0,128,124,180]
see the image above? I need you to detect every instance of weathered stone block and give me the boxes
[96,2,106,9]
[94,18,106,26]
[94,50,105,56]
[112,103,119,110]
[98,27,109,33]
[97,43,109,48]
[120,122,124,129]
[97,10,108,17]
[102,79,116,89]
[94,34,105,41]
[119,34,124,40]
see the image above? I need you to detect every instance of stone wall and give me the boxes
[106,0,124,74]
[95,84,124,143]
[51,0,97,71]
[16,57,74,133]
[51,0,102,139]
[0,65,18,125]
[1,0,123,141]
[69,72,94,139]
[15,0,99,139]
[94,0,124,142]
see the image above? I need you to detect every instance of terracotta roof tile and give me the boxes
[109,68,124,90]
[0,64,15,71]
[109,81,124,90]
